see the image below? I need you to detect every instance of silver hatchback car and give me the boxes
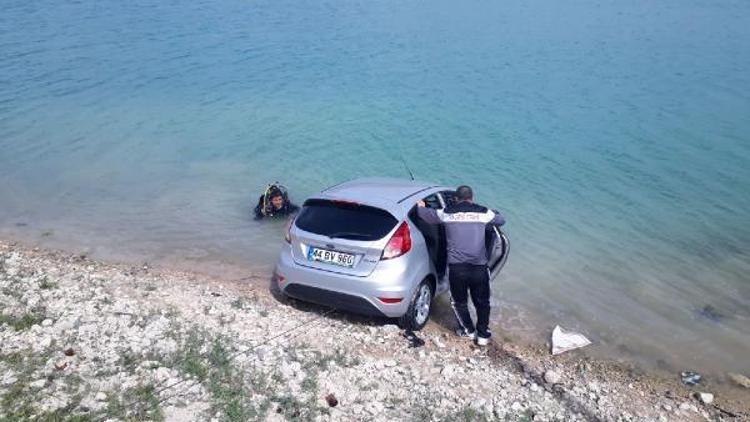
[274,177,509,330]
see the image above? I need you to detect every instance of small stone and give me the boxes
[41,319,53,327]
[39,336,53,349]
[325,393,338,407]
[441,365,455,377]
[64,348,75,357]
[510,401,523,411]
[728,372,750,389]
[662,404,673,412]
[529,383,540,393]
[679,402,697,412]
[154,367,171,383]
[588,381,601,392]
[256,346,272,361]
[384,360,397,367]
[544,370,562,384]
[30,379,46,389]
[54,360,68,371]
[695,392,714,405]
[95,392,107,401]
[382,324,400,333]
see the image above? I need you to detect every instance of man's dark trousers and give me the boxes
[448,263,491,338]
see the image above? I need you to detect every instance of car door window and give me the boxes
[422,193,443,209]
[440,190,458,208]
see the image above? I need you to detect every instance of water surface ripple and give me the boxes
[1,0,749,375]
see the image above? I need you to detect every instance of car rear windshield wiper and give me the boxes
[327,232,372,240]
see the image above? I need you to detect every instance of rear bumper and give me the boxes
[283,284,387,317]
[275,245,423,318]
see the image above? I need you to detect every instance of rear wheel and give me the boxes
[398,279,434,331]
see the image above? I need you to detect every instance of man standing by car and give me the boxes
[416,185,505,346]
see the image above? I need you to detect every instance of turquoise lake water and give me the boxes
[1,0,749,375]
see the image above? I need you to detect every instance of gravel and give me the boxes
[0,240,742,421]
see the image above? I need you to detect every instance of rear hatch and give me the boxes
[290,199,398,277]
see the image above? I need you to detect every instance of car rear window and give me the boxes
[295,199,398,241]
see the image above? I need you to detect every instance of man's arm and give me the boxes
[490,210,506,227]
[416,200,442,224]
[253,195,265,220]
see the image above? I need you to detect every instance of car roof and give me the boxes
[312,177,451,217]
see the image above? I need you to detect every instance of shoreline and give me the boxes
[1,238,748,421]
[5,225,748,380]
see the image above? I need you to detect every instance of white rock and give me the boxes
[2,375,18,386]
[41,319,53,327]
[95,392,107,401]
[588,381,601,393]
[256,346,272,361]
[382,324,400,333]
[544,370,562,384]
[728,372,750,389]
[441,365,456,377]
[39,336,53,349]
[154,367,171,383]
[30,379,47,389]
[510,401,523,411]
[695,392,714,404]
[679,402,697,412]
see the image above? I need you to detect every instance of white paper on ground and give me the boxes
[551,325,592,355]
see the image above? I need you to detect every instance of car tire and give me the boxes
[398,278,434,331]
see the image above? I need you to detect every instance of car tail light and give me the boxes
[381,222,411,260]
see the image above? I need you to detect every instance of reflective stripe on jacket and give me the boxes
[417,201,505,265]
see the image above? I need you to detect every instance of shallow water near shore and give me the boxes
[2,0,749,376]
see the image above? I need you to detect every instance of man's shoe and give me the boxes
[476,336,491,346]
[455,328,476,340]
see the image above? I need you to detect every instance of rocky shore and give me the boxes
[1,240,747,421]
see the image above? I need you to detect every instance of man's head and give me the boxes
[456,185,473,202]
[270,193,285,209]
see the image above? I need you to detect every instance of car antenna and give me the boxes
[376,132,415,181]
[399,154,416,181]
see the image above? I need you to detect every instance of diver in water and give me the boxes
[253,183,299,220]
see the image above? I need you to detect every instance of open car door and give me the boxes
[487,224,510,281]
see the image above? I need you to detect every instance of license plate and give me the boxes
[307,247,356,268]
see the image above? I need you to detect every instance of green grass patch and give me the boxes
[0,349,63,421]
[105,384,164,422]
[444,405,493,422]
[174,330,209,380]
[0,351,24,366]
[230,298,245,310]
[0,377,36,421]
[39,277,58,290]
[168,328,270,421]
[0,310,46,331]
[204,339,270,421]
